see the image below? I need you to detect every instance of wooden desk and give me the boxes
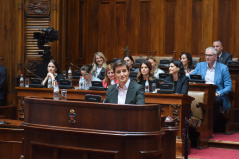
[23,97,164,159]
[188,83,217,149]
[227,64,239,132]
[16,87,193,138]
[16,87,193,157]
[0,119,24,159]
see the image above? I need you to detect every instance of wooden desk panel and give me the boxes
[0,119,24,159]
[16,87,193,140]
[23,97,164,159]
[228,65,239,132]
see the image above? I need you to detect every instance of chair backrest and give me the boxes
[232,58,238,62]
[188,91,205,119]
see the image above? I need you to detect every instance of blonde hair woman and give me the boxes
[92,52,107,80]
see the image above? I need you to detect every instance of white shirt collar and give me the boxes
[117,78,130,90]
[207,61,216,70]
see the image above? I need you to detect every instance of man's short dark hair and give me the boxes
[112,59,130,72]
[80,64,92,73]
[213,40,223,46]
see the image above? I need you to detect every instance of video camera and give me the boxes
[33,27,58,59]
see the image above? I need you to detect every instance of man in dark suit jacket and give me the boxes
[104,59,145,104]
[213,40,232,64]
[0,64,7,106]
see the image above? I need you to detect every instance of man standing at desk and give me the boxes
[191,47,232,131]
[104,59,145,104]
[213,40,232,64]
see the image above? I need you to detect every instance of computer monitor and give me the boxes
[89,81,105,91]
[157,83,174,94]
[72,70,81,79]
[59,79,73,89]
[29,78,43,88]
[189,74,205,83]
[159,73,170,79]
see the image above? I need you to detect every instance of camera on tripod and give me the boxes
[34,27,58,58]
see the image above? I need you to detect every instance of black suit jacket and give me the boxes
[0,65,7,105]
[93,67,105,80]
[165,75,189,94]
[218,51,232,65]
[104,80,145,104]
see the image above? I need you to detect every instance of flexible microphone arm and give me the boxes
[27,70,43,80]
[103,86,119,103]
[70,63,81,70]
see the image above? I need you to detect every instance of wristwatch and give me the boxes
[215,92,220,96]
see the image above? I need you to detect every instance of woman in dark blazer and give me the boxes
[137,60,159,93]
[165,60,189,94]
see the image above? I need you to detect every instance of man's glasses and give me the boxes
[205,54,215,57]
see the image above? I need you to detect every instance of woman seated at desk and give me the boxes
[165,60,189,94]
[92,52,107,80]
[147,56,164,79]
[102,64,118,88]
[42,59,64,87]
[123,55,139,73]
[81,64,101,89]
[180,52,195,75]
[137,60,159,93]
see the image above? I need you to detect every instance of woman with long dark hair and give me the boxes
[137,60,159,92]
[180,52,194,75]
[165,60,189,94]
[42,59,64,87]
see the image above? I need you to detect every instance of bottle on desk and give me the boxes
[145,78,149,93]
[68,67,72,79]
[53,81,59,100]
[48,75,53,88]
[20,74,24,87]
[79,76,84,90]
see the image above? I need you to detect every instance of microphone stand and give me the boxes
[27,70,43,81]
[70,63,81,70]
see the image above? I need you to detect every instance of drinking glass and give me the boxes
[25,78,29,88]
[152,83,156,93]
[61,89,67,100]
[62,70,66,79]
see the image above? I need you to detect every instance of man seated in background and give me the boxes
[80,65,101,89]
[104,59,145,104]
[190,47,232,132]
[213,40,232,65]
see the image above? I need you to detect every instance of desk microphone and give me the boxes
[70,63,81,70]
[139,56,145,59]
[27,70,43,80]
[103,85,119,103]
